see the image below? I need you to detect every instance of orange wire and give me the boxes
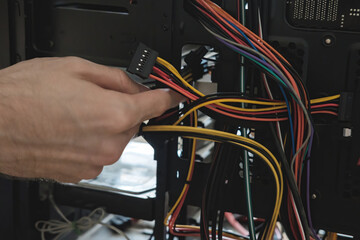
[312,111,338,116]
[199,0,302,99]
[203,0,289,64]
[150,74,287,122]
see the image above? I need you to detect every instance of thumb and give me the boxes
[64,57,148,94]
[130,89,185,122]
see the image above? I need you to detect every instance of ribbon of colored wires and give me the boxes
[143,125,284,239]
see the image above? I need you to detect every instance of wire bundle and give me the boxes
[142,0,340,239]
[146,57,338,240]
[35,195,129,240]
[151,59,338,124]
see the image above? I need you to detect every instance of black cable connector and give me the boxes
[127,43,158,78]
[183,46,209,81]
[338,92,354,121]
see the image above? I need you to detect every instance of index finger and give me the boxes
[130,89,185,122]
[61,57,149,94]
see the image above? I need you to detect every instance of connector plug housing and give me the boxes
[127,43,158,78]
[339,92,354,121]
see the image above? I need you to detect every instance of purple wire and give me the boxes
[216,34,319,238]
[215,37,294,90]
[306,127,320,239]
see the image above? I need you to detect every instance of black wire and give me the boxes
[268,123,312,239]
[201,142,222,239]
[188,0,315,124]
[218,210,225,240]
[189,3,312,118]
[148,233,154,240]
[188,1,231,40]
[211,210,218,240]
[210,137,234,240]
[144,128,283,239]
[143,129,282,199]
[218,137,242,240]
[209,142,227,240]
[202,57,219,62]
[188,0,302,100]
[175,94,287,117]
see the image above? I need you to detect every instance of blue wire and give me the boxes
[226,20,258,50]
[279,86,296,153]
[225,18,296,151]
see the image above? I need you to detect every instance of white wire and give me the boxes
[35,195,130,240]
[258,10,306,239]
[290,194,306,240]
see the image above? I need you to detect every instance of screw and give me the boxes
[323,35,335,47]
[311,193,317,199]
[324,38,332,45]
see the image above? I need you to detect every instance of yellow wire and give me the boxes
[173,98,284,125]
[156,57,340,114]
[163,111,198,226]
[154,57,339,237]
[171,95,341,124]
[310,94,340,104]
[326,232,338,240]
[183,73,192,81]
[175,225,247,240]
[157,57,286,115]
[143,125,283,237]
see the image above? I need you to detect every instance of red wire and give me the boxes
[196,3,310,194]
[169,143,197,237]
[311,111,338,116]
[149,74,196,100]
[195,6,248,47]
[197,0,304,100]
[151,2,342,238]
[154,109,178,121]
[150,70,287,122]
[311,103,339,109]
[219,106,288,115]
[291,194,305,240]
[287,192,300,240]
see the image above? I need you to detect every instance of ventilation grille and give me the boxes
[293,0,339,21]
[286,0,360,32]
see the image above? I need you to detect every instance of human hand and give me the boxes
[0,57,182,182]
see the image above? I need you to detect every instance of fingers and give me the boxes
[54,126,140,182]
[95,125,140,166]
[62,57,149,94]
[130,89,185,122]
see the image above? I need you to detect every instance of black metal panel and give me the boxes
[25,0,173,66]
[53,184,156,220]
[269,0,360,235]
[0,0,10,68]
[0,177,14,240]
[0,2,13,240]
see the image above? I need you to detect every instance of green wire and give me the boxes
[238,1,256,239]
[230,46,300,106]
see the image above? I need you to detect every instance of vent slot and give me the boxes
[287,0,360,32]
[291,0,339,21]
